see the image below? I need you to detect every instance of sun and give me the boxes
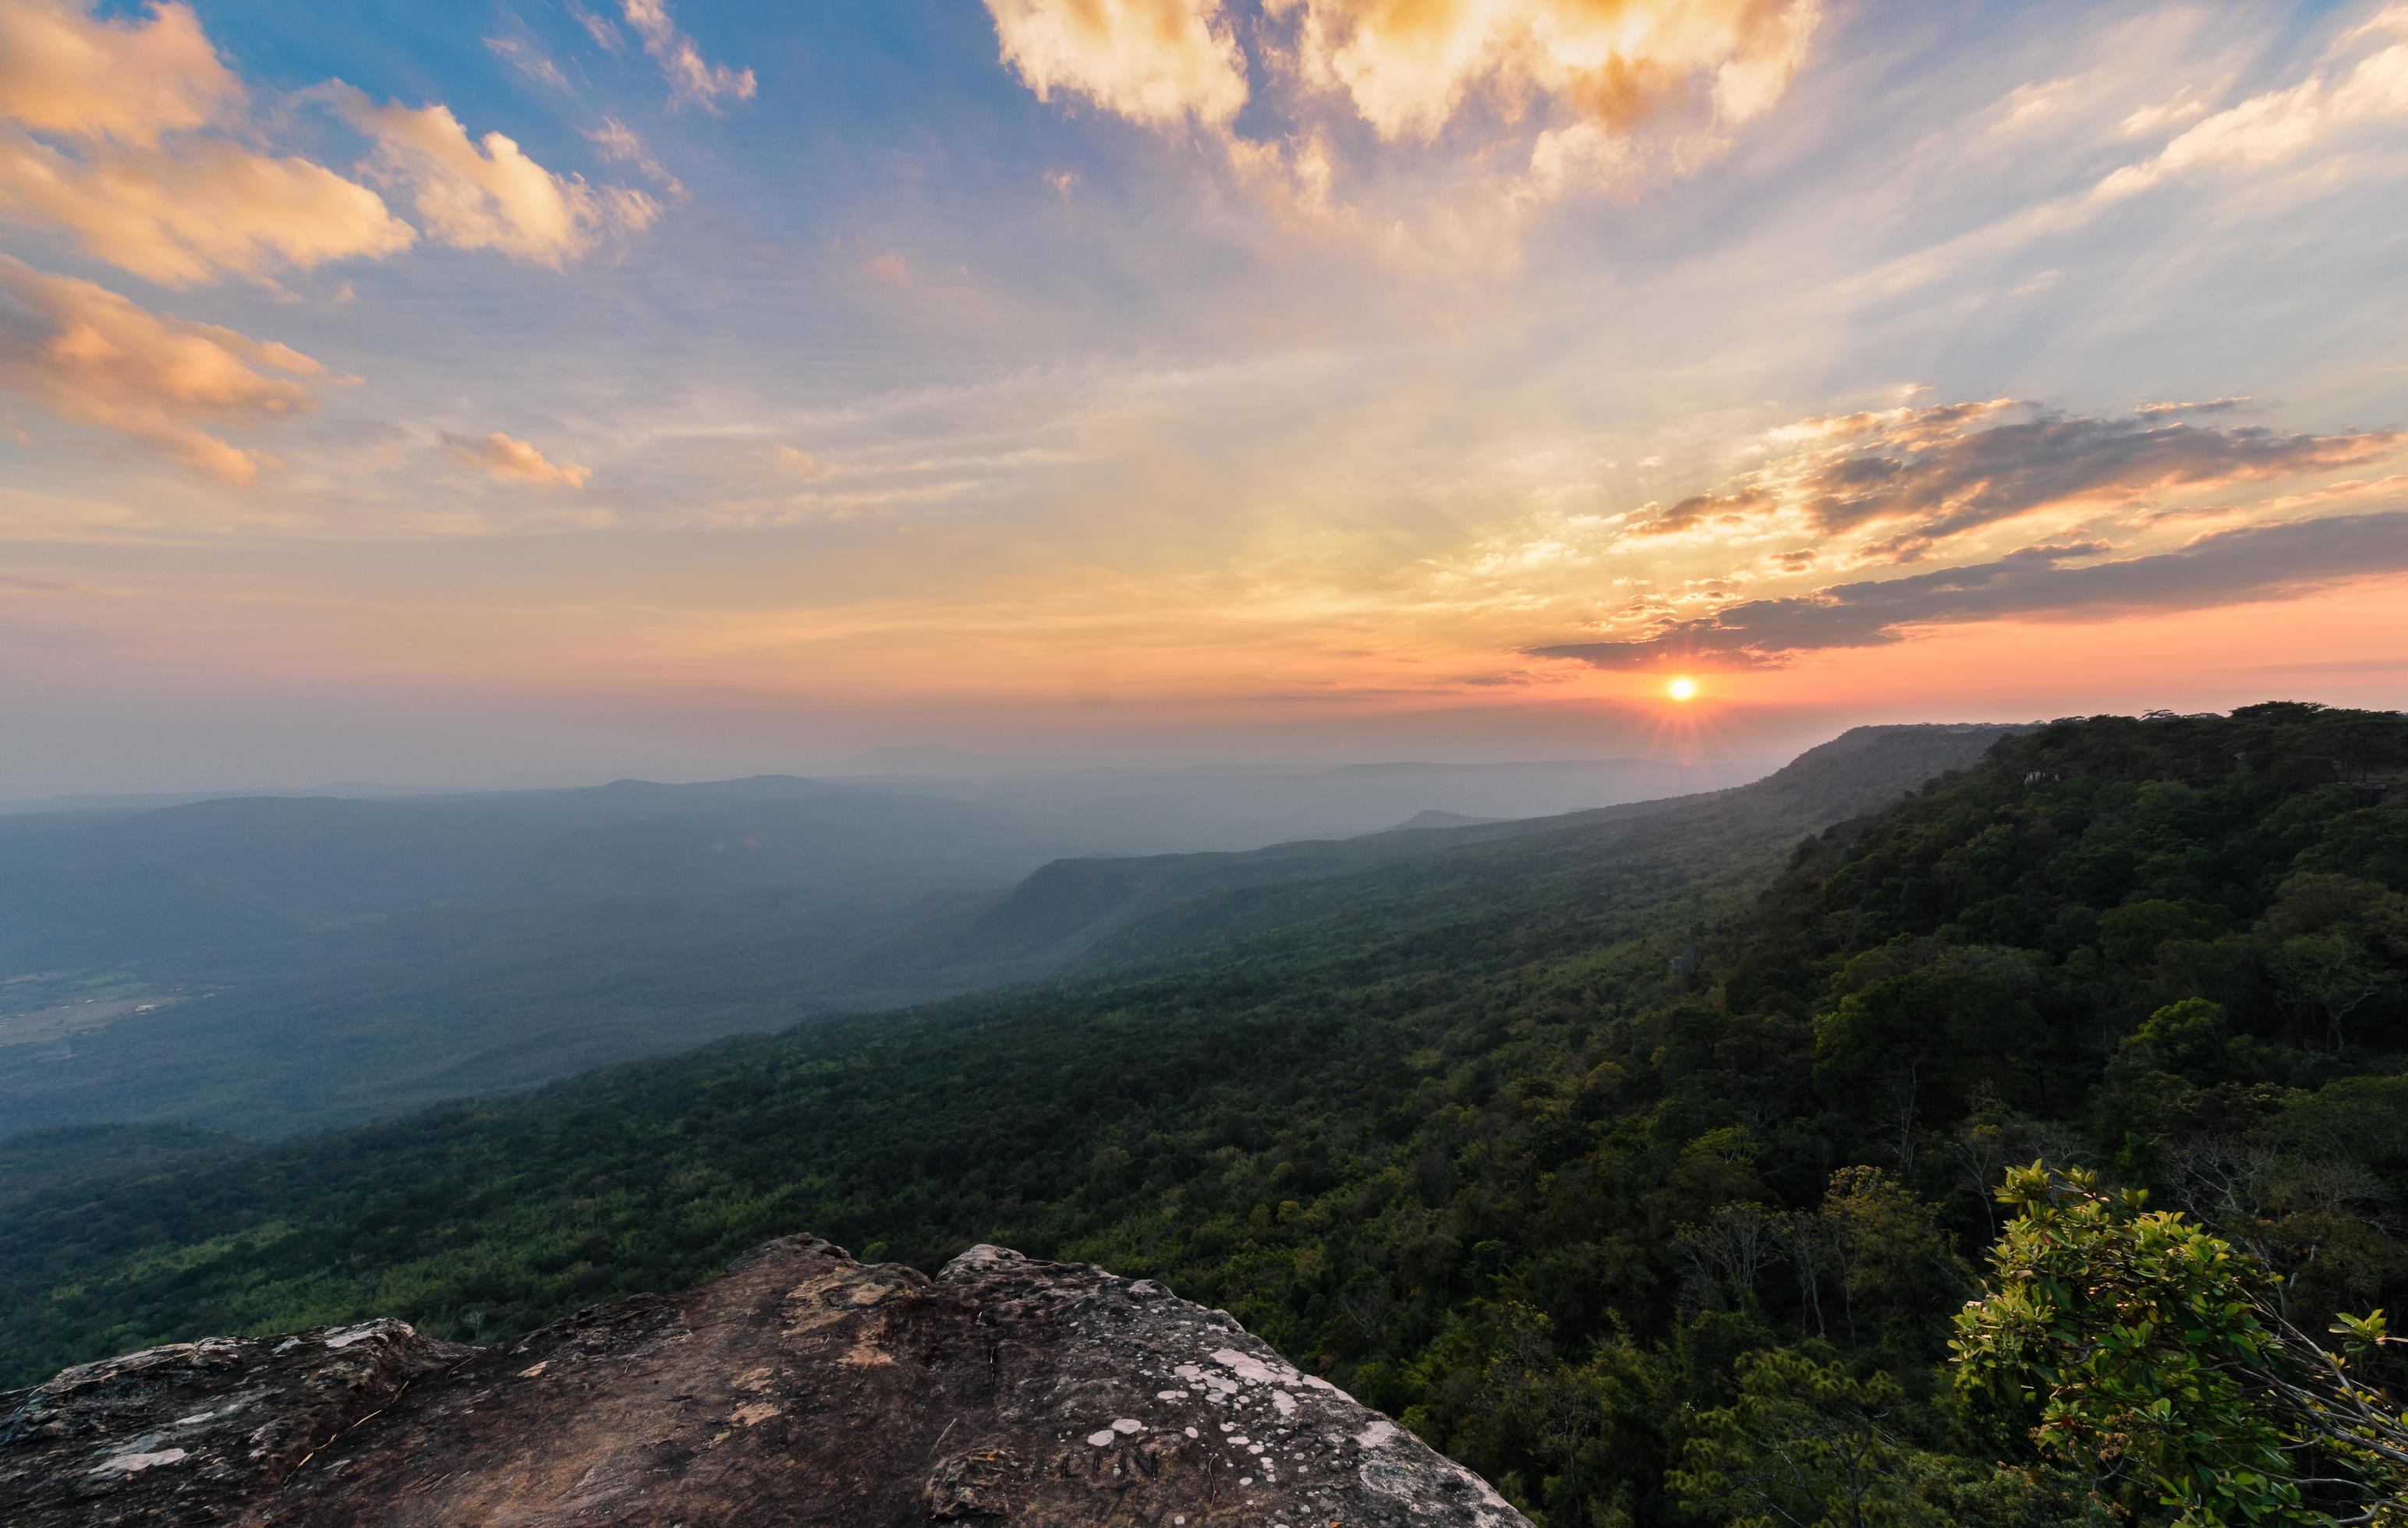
[1666,675,1698,702]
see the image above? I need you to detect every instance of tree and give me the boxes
[2263,874,2405,1052]
[1679,1202,1780,1310]
[1671,1349,1924,1528]
[1952,1164,2408,1527]
[2272,932,2392,1052]
[1817,1166,1965,1349]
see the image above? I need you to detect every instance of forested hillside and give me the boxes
[6,706,2405,1525]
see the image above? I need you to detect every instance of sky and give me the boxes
[2,0,2406,794]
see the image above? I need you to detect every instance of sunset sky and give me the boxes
[3,0,2406,794]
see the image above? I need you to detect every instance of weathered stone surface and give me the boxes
[0,1317,470,1525]
[0,1235,1532,1526]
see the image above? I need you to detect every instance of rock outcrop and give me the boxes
[0,1234,1532,1526]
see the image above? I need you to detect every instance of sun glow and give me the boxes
[1666,675,1698,702]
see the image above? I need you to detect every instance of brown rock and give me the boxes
[0,1235,1532,1526]
[0,1317,470,1525]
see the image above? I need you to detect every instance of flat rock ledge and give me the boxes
[0,1235,1531,1526]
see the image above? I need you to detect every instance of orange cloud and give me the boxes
[984,0,1249,129]
[0,255,320,483]
[1278,0,1820,144]
[0,0,412,285]
[0,2,658,286]
[0,130,413,286]
[0,0,239,147]
[441,430,593,488]
[326,87,660,266]
[983,0,1818,211]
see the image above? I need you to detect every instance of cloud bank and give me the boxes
[1628,400,2399,562]
[982,0,1820,203]
[1533,511,2408,670]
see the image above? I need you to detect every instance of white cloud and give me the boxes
[2093,34,2408,201]
[1851,9,2408,302]
[984,0,1248,129]
[621,0,756,110]
[586,116,682,194]
[326,87,660,266]
[2116,90,2213,139]
[1277,0,1819,146]
[568,2,625,52]
[485,35,571,93]
[0,254,321,483]
[982,0,1818,207]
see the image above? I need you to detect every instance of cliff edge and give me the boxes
[0,1233,1530,1526]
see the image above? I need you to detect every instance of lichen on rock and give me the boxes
[0,1233,1531,1526]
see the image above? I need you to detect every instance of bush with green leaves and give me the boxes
[1953,1164,2408,1526]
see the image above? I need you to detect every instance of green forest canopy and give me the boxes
[5,703,2406,1526]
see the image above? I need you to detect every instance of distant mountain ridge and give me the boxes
[0,723,2024,1139]
[816,722,2030,1002]
[1387,809,1507,831]
[0,775,1054,971]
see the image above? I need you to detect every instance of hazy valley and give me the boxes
[0,752,1763,1137]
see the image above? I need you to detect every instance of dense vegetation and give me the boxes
[5,706,2404,1526]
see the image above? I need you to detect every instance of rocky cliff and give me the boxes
[0,1234,1531,1526]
